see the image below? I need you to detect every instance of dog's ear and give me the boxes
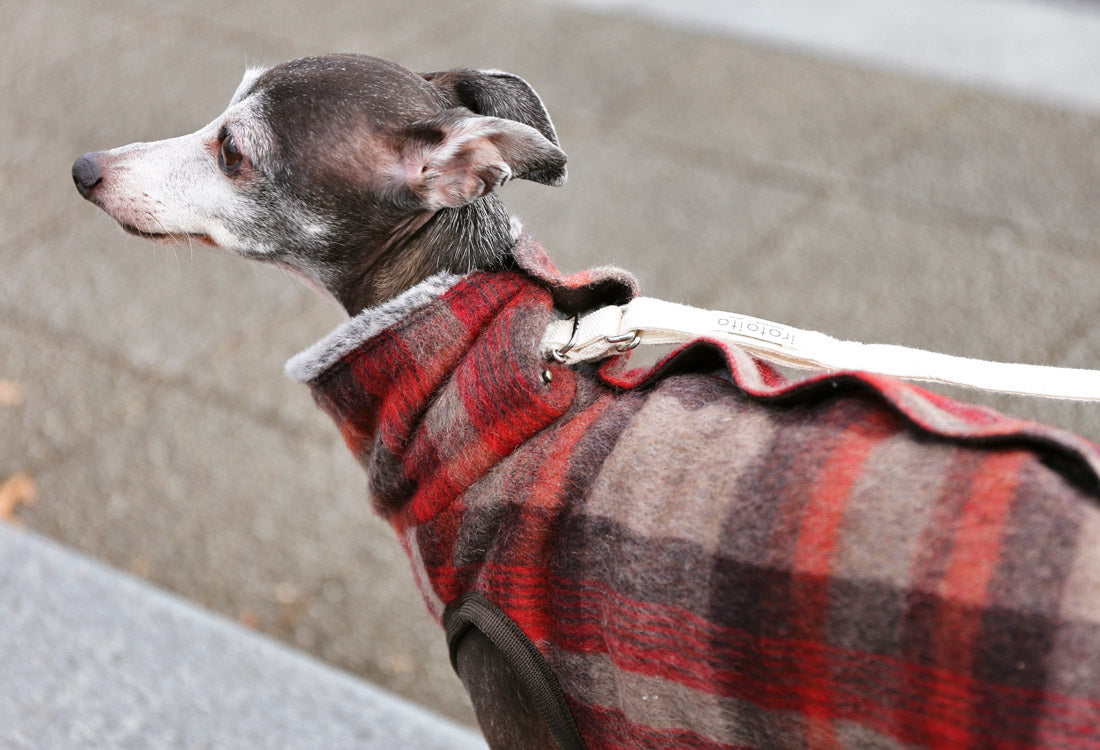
[399,108,567,210]
[421,69,566,185]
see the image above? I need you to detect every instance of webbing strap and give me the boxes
[542,297,1100,401]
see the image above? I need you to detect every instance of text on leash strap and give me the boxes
[713,314,797,348]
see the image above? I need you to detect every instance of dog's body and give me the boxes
[75,55,1100,749]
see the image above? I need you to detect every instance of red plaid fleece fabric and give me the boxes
[303,237,1100,749]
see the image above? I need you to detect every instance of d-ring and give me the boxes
[546,316,579,363]
[606,330,642,352]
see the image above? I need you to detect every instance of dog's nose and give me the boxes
[72,153,103,199]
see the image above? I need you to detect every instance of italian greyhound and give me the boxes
[73,54,566,749]
[72,54,1100,750]
[72,54,566,315]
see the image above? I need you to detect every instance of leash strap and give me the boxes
[542,297,1100,401]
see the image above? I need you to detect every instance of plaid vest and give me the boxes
[292,235,1100,749]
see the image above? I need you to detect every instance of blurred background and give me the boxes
[2,0,1099,726]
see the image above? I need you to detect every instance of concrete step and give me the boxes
[0,525,487,750]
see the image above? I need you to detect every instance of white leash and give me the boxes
[542,297,1100,401]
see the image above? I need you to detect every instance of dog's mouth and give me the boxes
[120,222,216,247]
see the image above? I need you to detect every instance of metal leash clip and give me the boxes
[545,316,580,363]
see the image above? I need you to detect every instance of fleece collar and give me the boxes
[285,271,465,383]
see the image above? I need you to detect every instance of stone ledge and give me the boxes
[0,524,486,750]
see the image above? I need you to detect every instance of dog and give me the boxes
[74,54,1100,749]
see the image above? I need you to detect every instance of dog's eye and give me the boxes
[218,132,244,173]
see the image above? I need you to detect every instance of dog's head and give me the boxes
[73,54,566,305]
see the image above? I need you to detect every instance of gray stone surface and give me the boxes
[2,0,1098,733]
[0,524,486,749]
[867,93,1100,244]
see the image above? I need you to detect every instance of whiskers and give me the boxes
[150,213,186,275]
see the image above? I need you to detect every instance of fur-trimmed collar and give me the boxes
[286,271,464,383]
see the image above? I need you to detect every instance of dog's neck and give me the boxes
[332,196,516,315]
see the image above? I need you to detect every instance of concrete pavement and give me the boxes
[2,0,1098,728]
[0,525,487,749]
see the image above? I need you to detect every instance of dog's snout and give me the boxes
[72,153,104,199]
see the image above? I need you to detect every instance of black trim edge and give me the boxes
[444,593,587,750]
